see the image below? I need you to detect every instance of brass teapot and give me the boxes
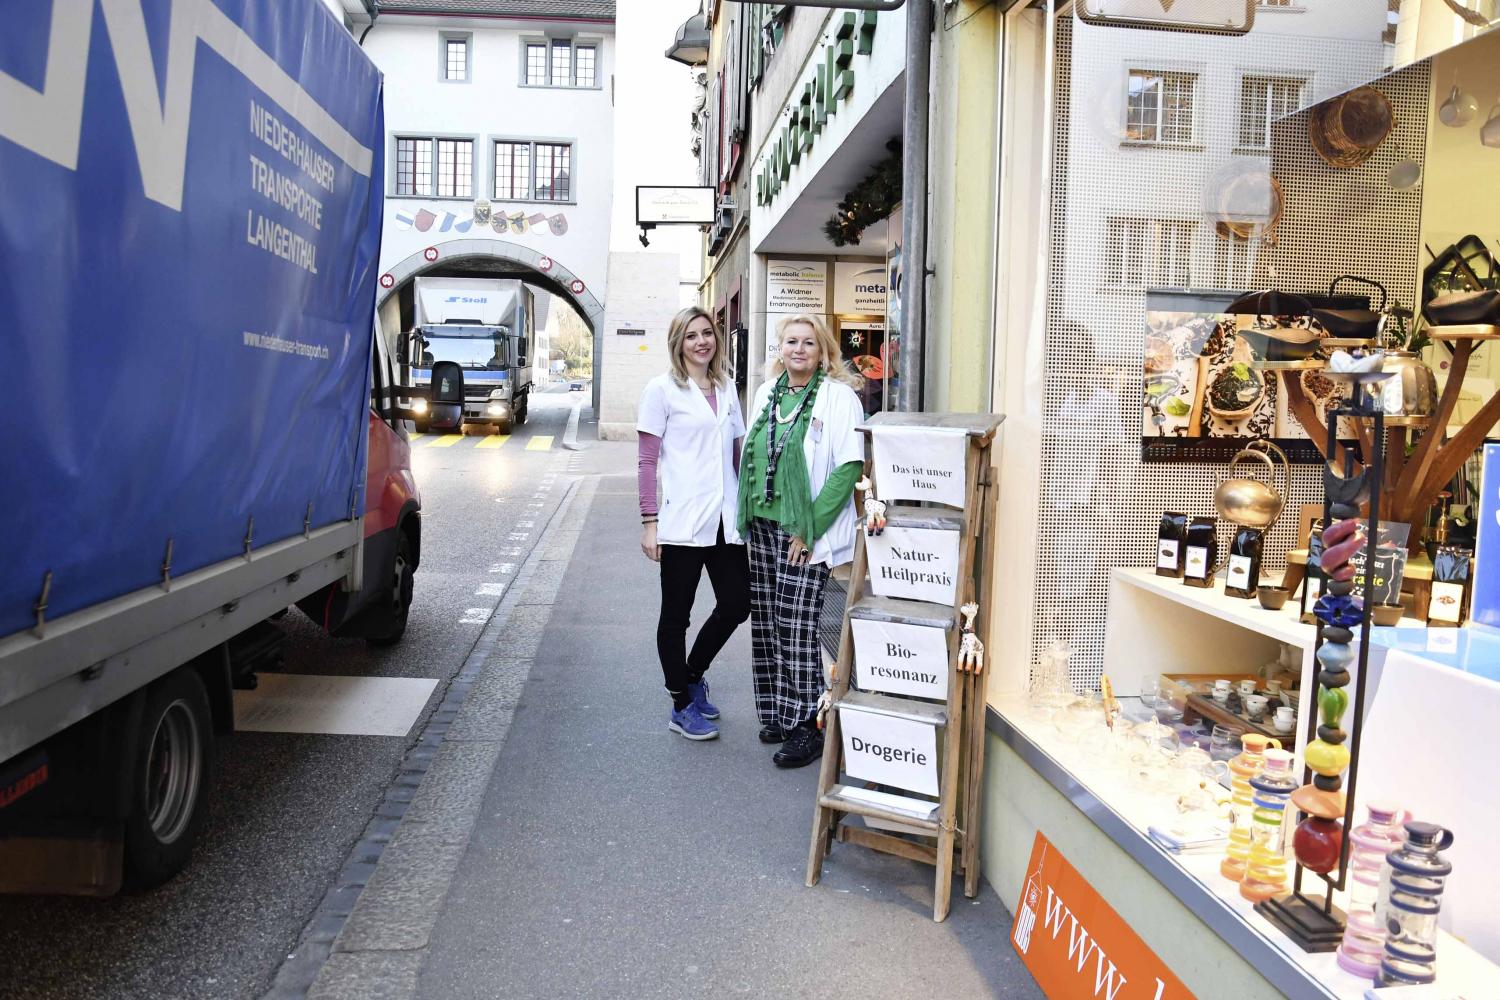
[1215,440,1288,529]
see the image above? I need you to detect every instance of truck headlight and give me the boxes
[487,402,507,416]
[412,398,428,414]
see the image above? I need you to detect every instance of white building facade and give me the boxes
[335,0,616,396]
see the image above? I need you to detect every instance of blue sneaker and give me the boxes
[668,703,719,741]
[687,680,720,720]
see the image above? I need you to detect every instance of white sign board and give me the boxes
[871,425,968,507]
[839,705,939,796]
[636,186,715,225]
[866,525,961,605]
[1077,0,1254,34]
[834,261,888,314]
[852,618,949,701]
[766,260,828,313]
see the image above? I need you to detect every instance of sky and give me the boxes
[609,0,706,285]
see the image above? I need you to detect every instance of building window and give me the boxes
[575,45,597,88]
[493,141,532,200]
[395,137,433,195]
[1124,70,1196,145]
[1105,218,1195,289]
[1239,76,1304,149]
[443,35,469,81]
[523,38,598,88]
[550,39,572,86]
[535,143,572,201]
[1257,0,1294,6]
[491,139,574,202]
[525,42,548,85]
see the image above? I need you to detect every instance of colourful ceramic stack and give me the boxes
[1337,803,1409,978]
[1220,733,1280,882]
[1241,747,1299,902]
[1376,822,1456,987]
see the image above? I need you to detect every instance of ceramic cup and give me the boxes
[1257,585,1290,610]
[1273,706,1295,733]
[1213,679,1231,703]
[1389,159,1422,190]
[1237,679,1257,699]
[1245,694,1269,721]
[1483,104,1500,149]
[1266,679,1282,698]
[1439,84,1478,127]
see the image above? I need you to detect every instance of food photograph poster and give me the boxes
[1141,289,1363,458]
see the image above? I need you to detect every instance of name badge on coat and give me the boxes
[811,417,823,442]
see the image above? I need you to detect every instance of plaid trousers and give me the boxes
[747,517,831,731]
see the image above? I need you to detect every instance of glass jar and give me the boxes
[1220,733,1280,883]
[1337,803,1408,979]
[1376,821,1456,987]
[1240,747,1298,902]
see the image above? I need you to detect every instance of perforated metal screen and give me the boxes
[1030,15,1429,692]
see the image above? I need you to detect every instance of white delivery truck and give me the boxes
[405,277,535,433]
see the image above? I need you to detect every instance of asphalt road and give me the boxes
[0,386,585,1000]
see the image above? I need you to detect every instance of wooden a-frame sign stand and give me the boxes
[806,411,1002,922]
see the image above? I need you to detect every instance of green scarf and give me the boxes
[737,369,822,543]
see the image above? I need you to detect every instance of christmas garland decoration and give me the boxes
[823,139,902,247]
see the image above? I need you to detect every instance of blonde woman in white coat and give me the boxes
[735,314,865,768]
[637,307,749,741]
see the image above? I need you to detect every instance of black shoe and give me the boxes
[759,724,788,744]
[773,724,823,768]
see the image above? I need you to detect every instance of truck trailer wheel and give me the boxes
[367,530,415,646]
[123,668,212,889]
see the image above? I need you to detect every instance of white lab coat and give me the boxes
[637,373,746,546]
[745,378,866,567]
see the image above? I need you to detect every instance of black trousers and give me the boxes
[657,526,751,702]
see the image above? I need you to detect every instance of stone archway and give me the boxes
[377,238,603,330]
[377,238,603,410]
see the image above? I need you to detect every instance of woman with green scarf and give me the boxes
[739,315,865,768]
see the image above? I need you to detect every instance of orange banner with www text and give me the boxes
[1011,831,1196,1000]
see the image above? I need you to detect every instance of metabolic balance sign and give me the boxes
[1012,832,1194,999]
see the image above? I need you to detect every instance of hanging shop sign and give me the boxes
[636,186,716,226]
[1012,832,1195,1000]
[1077,0,1254,36]
[755,11,879,207]
[837,703,938,796]
[766,260,828,313]
[1468,443,1500,627]
[865,525,961,605]
[871,426,968,508]
[834,260,887,314]
[851,618,949,701]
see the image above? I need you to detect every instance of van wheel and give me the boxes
[367,530,415,647]
[123,669,212,890]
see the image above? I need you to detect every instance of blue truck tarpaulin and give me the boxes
[0,0,385,638]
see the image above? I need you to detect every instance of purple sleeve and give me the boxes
[638,432,661,518]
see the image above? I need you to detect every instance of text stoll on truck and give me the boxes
[0,0,428,891]
[406,277,534,434]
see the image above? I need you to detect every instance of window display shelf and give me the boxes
[987,694,1500,999]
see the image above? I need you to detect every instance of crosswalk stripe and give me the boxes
[525,435,554,451]
[477,434,511,449]
[429,434,465,448]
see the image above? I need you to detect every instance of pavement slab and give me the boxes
[407,446,1044,1000]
